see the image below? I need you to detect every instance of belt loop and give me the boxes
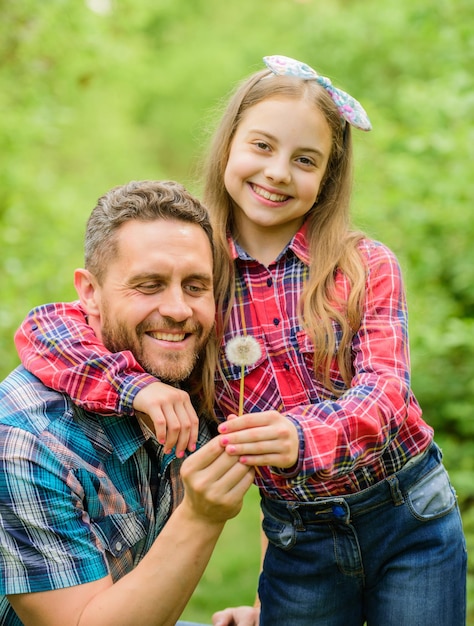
[387,475,404,506]
[288,503,305,531]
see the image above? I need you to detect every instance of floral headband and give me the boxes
[263,55,372,131]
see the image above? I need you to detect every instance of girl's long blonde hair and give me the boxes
[202,70,367,393]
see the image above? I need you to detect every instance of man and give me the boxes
[0,180,255,625]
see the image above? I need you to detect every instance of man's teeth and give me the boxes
[149,332,186,342]
[253,185,287,202]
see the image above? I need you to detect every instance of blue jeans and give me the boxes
[258,443,467,626]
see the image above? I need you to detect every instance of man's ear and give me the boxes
[74,268,101,317]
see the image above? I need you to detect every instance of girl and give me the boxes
[15,56,467,625]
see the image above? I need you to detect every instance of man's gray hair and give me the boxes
[84,180,214,284]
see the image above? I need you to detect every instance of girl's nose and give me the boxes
[264,157,291,185]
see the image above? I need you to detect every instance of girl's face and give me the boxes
[224,95,332,258]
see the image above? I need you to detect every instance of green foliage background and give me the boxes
[1,0,472,622]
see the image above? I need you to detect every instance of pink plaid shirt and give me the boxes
[15,225,433,501]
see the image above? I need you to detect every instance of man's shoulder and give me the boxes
[0,366,73,435]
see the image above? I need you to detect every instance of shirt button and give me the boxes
[283,362,290,371]
[267,277,273,287]
[273,318,280,326]
[115,541,123,551]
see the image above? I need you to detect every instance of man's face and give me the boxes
[90,218,215,383]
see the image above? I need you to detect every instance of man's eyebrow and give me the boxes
[185,272,213,284]
[130,272,213,283]
[128,272,164,282]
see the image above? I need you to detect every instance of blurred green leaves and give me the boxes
[1,0,473,619]
[2,0,474,448]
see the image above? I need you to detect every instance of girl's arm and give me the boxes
[285,241,432,478]
[14,301,154,415]
[14,302,200,455]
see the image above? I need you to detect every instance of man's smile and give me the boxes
[147,331,188,342]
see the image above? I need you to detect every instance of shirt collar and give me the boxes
[289,220,311,265]
[228,220,310,266]
[94,411,151,463]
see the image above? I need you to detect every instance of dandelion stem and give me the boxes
[239,365,245,415]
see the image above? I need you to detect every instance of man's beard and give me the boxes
[101,316,208,384]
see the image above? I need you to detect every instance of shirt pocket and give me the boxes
[295,327,345,400]
[91,509,148,558]
[296,323,343,361]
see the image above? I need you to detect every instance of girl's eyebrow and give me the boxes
[248,128,326,158]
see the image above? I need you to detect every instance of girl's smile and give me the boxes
[224,95,332,263]
[250,182,290,204]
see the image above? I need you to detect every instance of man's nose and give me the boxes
[157,287,193,322]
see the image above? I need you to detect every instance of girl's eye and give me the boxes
[254,141,270,151]
[297,156,316,167]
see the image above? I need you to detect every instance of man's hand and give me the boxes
[180,436,255,524]
[212,605,260,625]
[133,382,199,457]
[218,411,299,468]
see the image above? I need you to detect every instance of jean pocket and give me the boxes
[406,463,457,520]
[262,507,296,550]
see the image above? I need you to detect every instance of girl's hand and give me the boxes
[133,382,199,457]
[218,411,299,468]
[212,605,260,626]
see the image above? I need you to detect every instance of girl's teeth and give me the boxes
[253,185,287,202]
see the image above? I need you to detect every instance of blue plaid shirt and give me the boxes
[0,366,211,625]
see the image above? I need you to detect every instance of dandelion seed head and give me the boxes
[225,335,261,367]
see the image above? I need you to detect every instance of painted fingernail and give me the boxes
[221,437,229,446]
